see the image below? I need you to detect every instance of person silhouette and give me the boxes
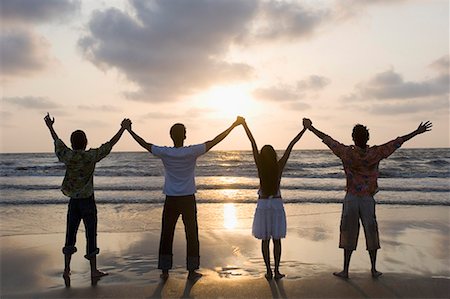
[241,118,307,280]
[303,118,432,279]
[123,117,244,280]
[44,113,128,284]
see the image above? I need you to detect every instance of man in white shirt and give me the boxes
[124,117,243,280]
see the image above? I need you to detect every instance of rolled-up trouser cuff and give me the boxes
[62,246,77,255]
[187,256,200,271]
[158,254,173,270]
[84,248,100,260]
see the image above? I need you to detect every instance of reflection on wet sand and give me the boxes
[1,203,449,297]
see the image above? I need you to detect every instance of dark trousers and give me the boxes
[62,195,99,260]
[158,195,200,271]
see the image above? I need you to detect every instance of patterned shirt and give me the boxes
[322,136,404,196]
[54,139,112,198]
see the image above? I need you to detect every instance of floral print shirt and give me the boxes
[55,139,112,199]
[322,136,404,196]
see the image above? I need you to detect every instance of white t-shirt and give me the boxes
[152,144,206,196]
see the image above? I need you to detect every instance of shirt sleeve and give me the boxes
[322,136,347,159]
[151,145,164,157]
[374,137,404,160]
[54,139,72,163]
[191,144,207,157]
[94,142,113,162]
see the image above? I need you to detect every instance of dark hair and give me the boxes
[170,123,186,143]
[258,145,279,197]
[70,130,87,150]
[352,124,369,147]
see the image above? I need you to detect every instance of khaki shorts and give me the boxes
[339,193,380,251]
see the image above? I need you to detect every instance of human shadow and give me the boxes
[181,275,201,298]
[149,279,167,299]
[266,278,288,299]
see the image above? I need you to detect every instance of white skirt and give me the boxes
[252,198,287,240]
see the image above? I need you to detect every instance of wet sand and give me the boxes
[1,203,449,298]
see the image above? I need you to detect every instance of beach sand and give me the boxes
[1,203,449,298]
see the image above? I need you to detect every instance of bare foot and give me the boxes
[188,270,203,281]
[160,270,169,280]
[91,270,108,278]
[265,272,273,280]
[274,272,285,280]
[333,271,349,279]
[371,269,383,278]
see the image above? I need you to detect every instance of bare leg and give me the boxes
[262,240,272,279]
[90,256,108,278]
[333,249,352,279]
[64,254,71,275]
[63,254,71,287]
[273,239,285,279]
[369,249,382,278]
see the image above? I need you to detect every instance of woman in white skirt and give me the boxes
[242,119,307,279]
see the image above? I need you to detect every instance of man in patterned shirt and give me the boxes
[44,113,129,285]
[303,118,432,279]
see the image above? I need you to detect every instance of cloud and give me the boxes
[0,0,80,79]
[359,69,448,100]
[341,56,449,115]
[0,28,51,76]
[344,55,449,101]
[369,97,449,115]
[78,0,331,102]
[253,85,299,102]
[77,105,120,112]
[0,0,80,24]
[297,75,331,91]
[252,74,330,110]
[79,0,257,102]
[251,1,330,41]
[2,96,59,109]
[333,0,408,20]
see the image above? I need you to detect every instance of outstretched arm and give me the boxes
[205,117,243,152]
[278,125,307,172]
[400,121,432,143]
[44,113,59,141]
[303,118,328,140]
[124,120,154,152]
[242,120,259,165]
[108,119,128,147]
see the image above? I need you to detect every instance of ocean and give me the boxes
[1,148,449,206]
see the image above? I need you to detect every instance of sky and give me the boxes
[1,0,449,153]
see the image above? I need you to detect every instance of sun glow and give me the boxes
[201,85,259,118]
[223,203,238,230]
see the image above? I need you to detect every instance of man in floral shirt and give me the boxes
[44,113,129,285]
[303,118,432,279]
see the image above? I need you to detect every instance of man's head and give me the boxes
[170,123,186,145]
[70,130,87,150]
[352,124,369,148]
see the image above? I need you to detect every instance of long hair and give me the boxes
[258,145,279,197]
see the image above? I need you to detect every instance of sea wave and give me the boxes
[1,197,448,206]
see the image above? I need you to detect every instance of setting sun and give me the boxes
[200,85,260,119]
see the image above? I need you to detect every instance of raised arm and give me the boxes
[242,120,259,165]
[278,125,307,172]
[124,120,153,152]
[205,117,243,152]
[303,118,328,140]
[44,113,59,141]
[108,119,128,147]
[400,121,432,143]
